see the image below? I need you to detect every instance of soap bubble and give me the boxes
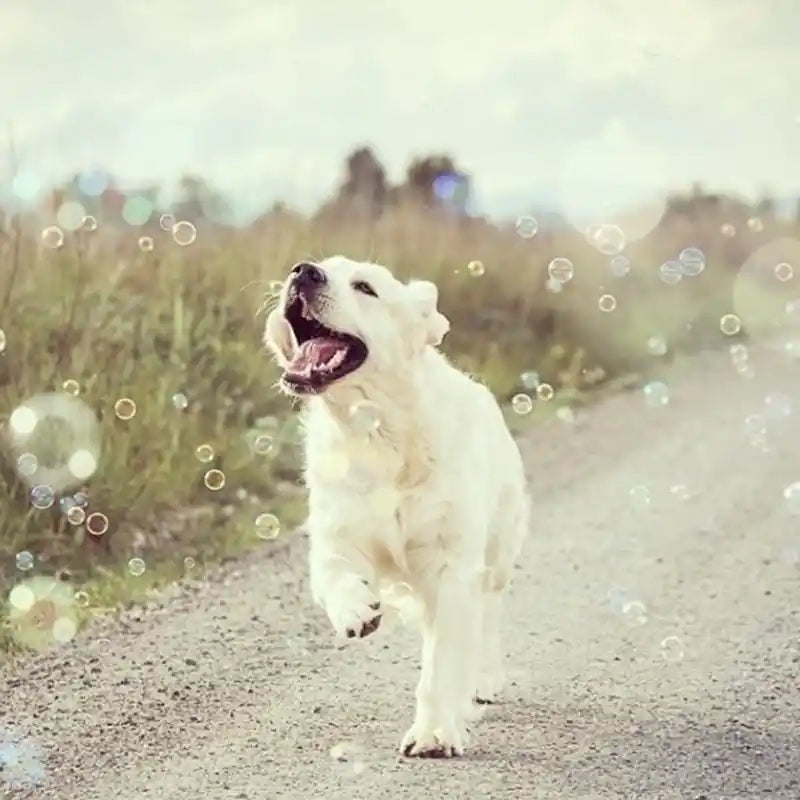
[204,469,225,491]
[536,383,554,401]
[720,314,742,336]
[255,513,280,540]
[41,226,64,249]
[588,224,626,256]
[172,221,197,247]
[647,335,667,356]
[159,213,176,231]
[598,294,617,312]
[467,260,485,277]
[127,557,146,577]
[643,381,670,407]
[659,260,683,285]
[609,255,631,277]
[514,216,538,238]
[6,575,80,651]
[5,393,101,493]
[171,392,189,410]
[547,258,574,283]
[511,393,533,415]
[678,247,705,276]
[15,551,34,571]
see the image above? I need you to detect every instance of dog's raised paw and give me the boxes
[325,578,383,640]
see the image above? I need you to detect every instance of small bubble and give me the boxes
[41,226,65,249]
[30,485,55,509]
[598,294,617,312]
[86,512,109,536]
[138,236,154,253]
[66,505,86,525]
[660,635,684,662]
[127,557,146,577]
[536,383,554,401]
[774,262,794,282]
[172,220,197,247]
[520,370,539,389]
[204,468,225,491]
[783,481,800,514]
[609,255,631,277]
[622,600,648,626]
[629,485,651,508]
[195,444,215,463]
[159,213,176,231]
[729,343,749,364]
[81,214,98,232]
[721,223,736,237]
[511,393,533,415]
[659,260,683,285]
[16,452,38,477]
[15,550,35,571]
[171,392,189,410]
[643,380,670,408]
[646,335,667,356]
[678,247,706,276]
[253,434,273,455]
[114,397,137,420]
[747,217,763,232]
[547,257,574,283]
[183,556,196,571]
[720,314,742,336]
[514,215,538,239]
[255,512,281,540]
[466,260,485,277]
[349,400,382,433]
[61,378,81,395]
[74,590,89,608]
[589,223,626,256]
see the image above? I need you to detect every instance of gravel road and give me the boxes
[2,343,800,800]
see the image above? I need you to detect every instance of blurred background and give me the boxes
[1,0,799,655]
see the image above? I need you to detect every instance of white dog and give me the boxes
[264,256,529,758]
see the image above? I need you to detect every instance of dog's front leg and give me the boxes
[401,564,483,758]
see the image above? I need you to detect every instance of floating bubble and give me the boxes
[204,469,225,491]
[609,255,631,277]
[66,506,86,525]
[536,383,554,401]
[629,484,651,508]
[589,224,626,256]
[61,379,80,396]
[86,512,108,536]
[660,635,684,662]
[6,575,80,652]
[466,260,485,277]
[511,393,533,415]
[73,590,90,609]
[171,392,189,411]
[30,485,55,509]
[183,556,196,571]
[622,600,648,626]
[349,400,382,433]
[172,220,197,247]
[56,201,86,232]
[659,260,683,285]
[159,213,176,231]
[520,370,539,389]
[721,223,736,237]
[16,452,38,477]
[678,247,706,276]
[195,444,215,463]
[252,434,273,455]
[729,343,749,364]
[41,226,64,249]
[15,551,34,571]
[647,335,667,356]
[643,381,669,407]
[122,196,153,226]
[127,557,146,577]
[138,236,154,253]
[598,294,617,312]
[113,398,137,420]
[747,217,763,232]
[774,262,794,282]
[81,215,98,232]
[719,314,742,336]
[547,257,574,283]
[515,215,538,239]
[255,513,280,540]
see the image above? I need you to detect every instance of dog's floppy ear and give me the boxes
[264,307,295,366]
[407,280,450,347]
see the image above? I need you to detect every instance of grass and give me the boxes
[1,194,798,660]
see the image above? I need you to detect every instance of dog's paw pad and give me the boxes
[400,722,467,759]
[346,612,382,639]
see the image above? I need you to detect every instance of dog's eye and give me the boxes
[352,280,378,298]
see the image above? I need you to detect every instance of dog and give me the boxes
[264,256,530,757]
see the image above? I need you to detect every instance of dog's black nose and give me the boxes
[290,262,326,290]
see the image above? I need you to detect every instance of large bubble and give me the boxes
[732,238,800,350]
[4,392,101,493]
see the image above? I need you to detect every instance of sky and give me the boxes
[0,0,798,226]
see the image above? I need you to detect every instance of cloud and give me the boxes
[0,0,797,222]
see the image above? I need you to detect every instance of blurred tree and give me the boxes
[754,192,775,218]
[402,154,471,214]
[315,146,388,222]
[173,174,231,223]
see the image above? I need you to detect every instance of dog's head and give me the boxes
[264,256,450,397]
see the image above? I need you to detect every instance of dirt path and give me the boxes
[2,343,800,800]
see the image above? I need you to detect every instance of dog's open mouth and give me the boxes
[282,296,368,392]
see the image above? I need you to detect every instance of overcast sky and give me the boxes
[1,0,798,224]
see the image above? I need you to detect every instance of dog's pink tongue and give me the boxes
[288,338,347,372]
